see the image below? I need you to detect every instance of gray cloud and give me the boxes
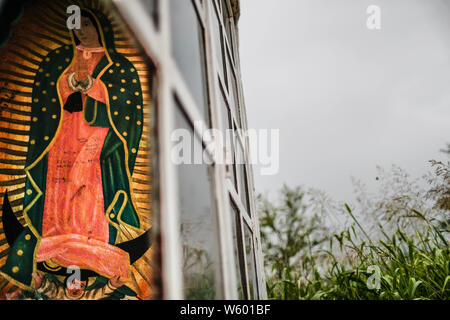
[239,0,450,201]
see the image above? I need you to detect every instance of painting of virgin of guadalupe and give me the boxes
[0,2,154,300]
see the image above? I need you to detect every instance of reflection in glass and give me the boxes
[221,0,232,45]
[170,0,209,121]
[211,4,225,80]
[219,88,231,134]
[230,199,245,299]
[236,141,250,213]
[141,0,159,28]
[174,102,218,299]
[219,88,237,185]
[244,224,257,300]
[227,52,241,127]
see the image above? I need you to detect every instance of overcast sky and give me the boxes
[239,0,450,202]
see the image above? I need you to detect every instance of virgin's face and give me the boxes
[74,16,101,48]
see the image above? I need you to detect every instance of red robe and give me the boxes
[36,46,130,280]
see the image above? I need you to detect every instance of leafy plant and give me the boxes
[260,158,450,300]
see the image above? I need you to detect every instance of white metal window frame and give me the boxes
[113,0,267,300]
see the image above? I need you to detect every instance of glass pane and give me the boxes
[174,102,219,299]
[227,52,241,127]
[221,0,232,45]
[224,45,231,92]
[211,4,225,80]
[230,199,245,299]
[219,88,231,134]
[244,224,257,300]
[219,88,236,185]
[170,0,209,122]
[236,141,250,213]
[140,0,159,28]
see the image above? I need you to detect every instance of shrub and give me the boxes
[260,161,450,300]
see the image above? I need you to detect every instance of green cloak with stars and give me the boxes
[0,8,144,290]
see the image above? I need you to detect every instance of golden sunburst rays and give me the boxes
[131,257,155,298]
[0,0,154,299]
[0,280,18,298]
[0,1,73,254]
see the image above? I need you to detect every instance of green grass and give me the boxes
[264,205,449,300]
